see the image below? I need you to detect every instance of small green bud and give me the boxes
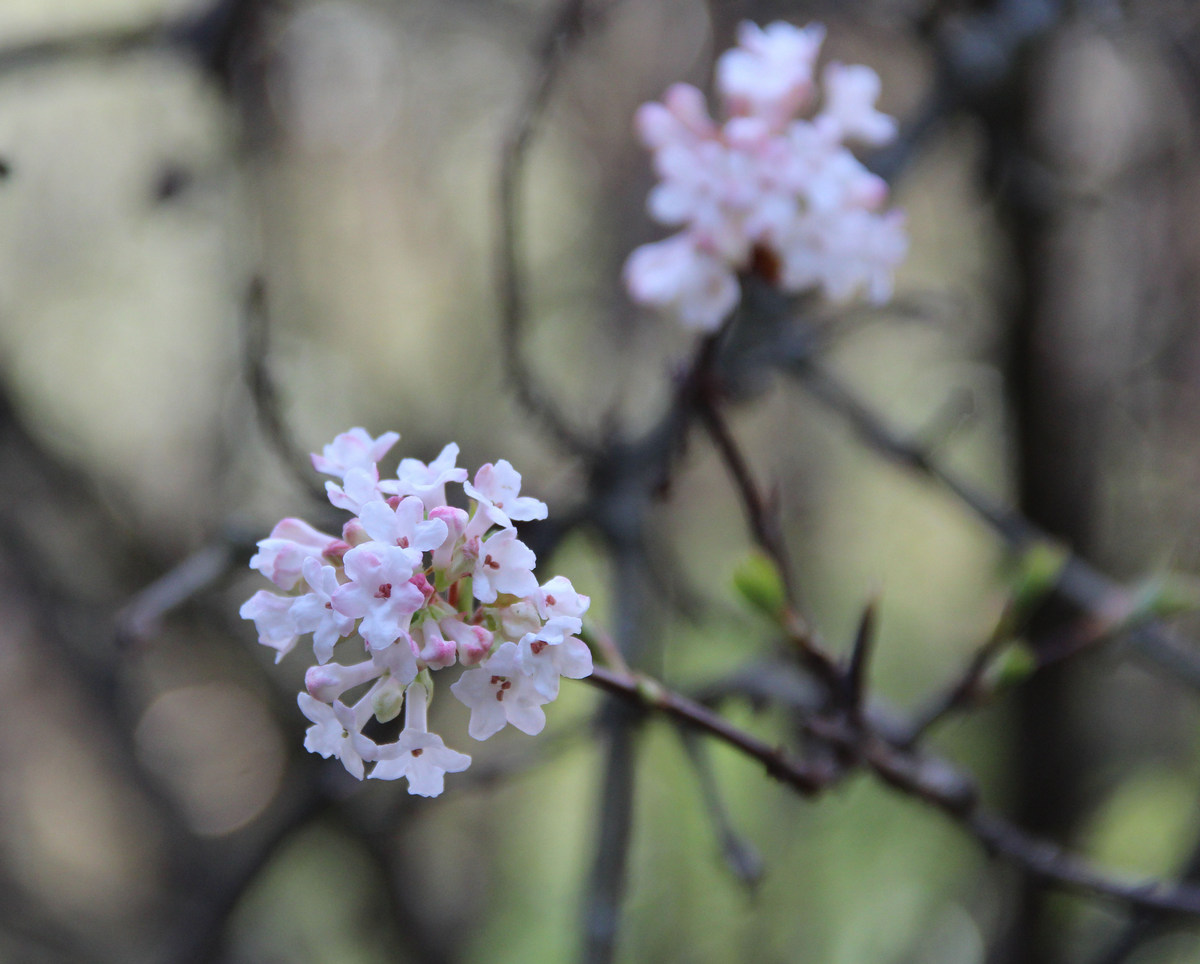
[987,641,1038,690]
[372,676,406,723]
[1130,574,1200,621]
[733,551,788,619]
[1010,542,1069,615]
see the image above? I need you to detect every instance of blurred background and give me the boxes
[3,0,1200,961]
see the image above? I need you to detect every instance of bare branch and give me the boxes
[580,666,1200,919]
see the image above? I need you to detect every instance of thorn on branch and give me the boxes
[844,596,879,726]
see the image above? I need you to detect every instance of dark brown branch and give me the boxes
[581,665,1200,918]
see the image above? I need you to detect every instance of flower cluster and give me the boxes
[240,429,592,796]
[624,21,908,331]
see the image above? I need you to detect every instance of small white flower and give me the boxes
[290,557,356,663]
[311,428,400,479]
[464,460,548,534]
[297,694,376,780]
[359,496,447,552]
[240,590,300,663]
[623,234,740,332]
[516,632,594,701]
[816,62,896,146]
[382,443,468,509]
[332,543,424,650]
[249,518,342,591]
[451,642,549,740]
[370,684,471,796]
[472,527,539,604]
[716,21,826,126]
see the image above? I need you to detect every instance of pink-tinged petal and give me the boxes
[304,658,382,702]
[382,443,468,509]
[451,642,550,740]
[464,460,547,535]
[297,694,374,780]
[325,466,384,513]
[240,590,299,663]
[472,528,538,604]
[816,62,896,147]
[440,617,493,666]
[249,518,340,590]
[311,428,400,479]
[624,234,741,331]
[360,497,446,551]
[716,21,825,126]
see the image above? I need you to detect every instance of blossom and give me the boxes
[325,465,386,514]
[240,590,300,662]
[623,233,740,331]
[625,20,906,330]
[243,429,593,796]
[816,62,896,146]
[290,557,357,663]
[516,631,594,701]
[451,642,550,740]
[464,460,548,534]
[383,443,467,509]
[297,694,376,780]
[311,427,400,479]
[716,21,826,126]
[360,496,448,552]
[249,518,343,591]
[471,527,539,603]
[331,542,424,650]
[370,684,471,795]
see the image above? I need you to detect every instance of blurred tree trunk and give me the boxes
[989,18,1200,962]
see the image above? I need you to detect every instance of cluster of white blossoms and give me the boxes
[241,429,592,796]
[624,21,908,331]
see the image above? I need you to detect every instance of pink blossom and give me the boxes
[290,557,357,663]
[370,684,470,794]
[716,21,826,126]
[816,62,897,146]
[464,460,548,535]
[332,542,425,650]
[249,518,342,591]
[627,20,905,329]
[240,590,300,662]
[382,443,467,509]
[359,496,447,552]
[311,427,400,479]
[624,234,740,332]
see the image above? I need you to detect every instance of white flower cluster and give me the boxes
[624,21,908,331]
[241,429,592,796]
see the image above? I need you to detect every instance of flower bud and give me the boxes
[372,675,406,723]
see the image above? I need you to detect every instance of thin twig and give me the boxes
[791,356,1200,690]
[694,383,795,599]
[241,277,327,504]
[496,0,611,457]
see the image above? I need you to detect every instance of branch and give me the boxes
[581,665,1200,918]
[790,356,1200,690]
[241,277,328,504]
